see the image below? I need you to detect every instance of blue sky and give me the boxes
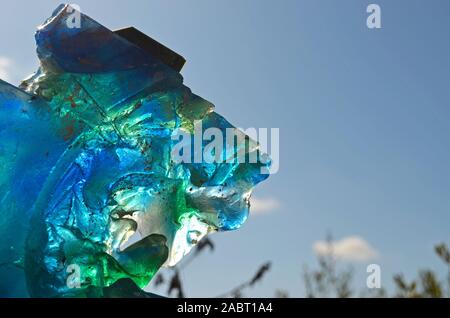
[1,0,449,297]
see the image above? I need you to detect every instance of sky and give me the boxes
[1,0,450,297]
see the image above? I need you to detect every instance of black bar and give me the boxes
[114,27,186,72]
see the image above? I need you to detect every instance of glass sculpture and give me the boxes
[0,4,270,297]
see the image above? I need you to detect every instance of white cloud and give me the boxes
[313,236,379,262]
[250,197,281,215]
[0,56,13,82]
